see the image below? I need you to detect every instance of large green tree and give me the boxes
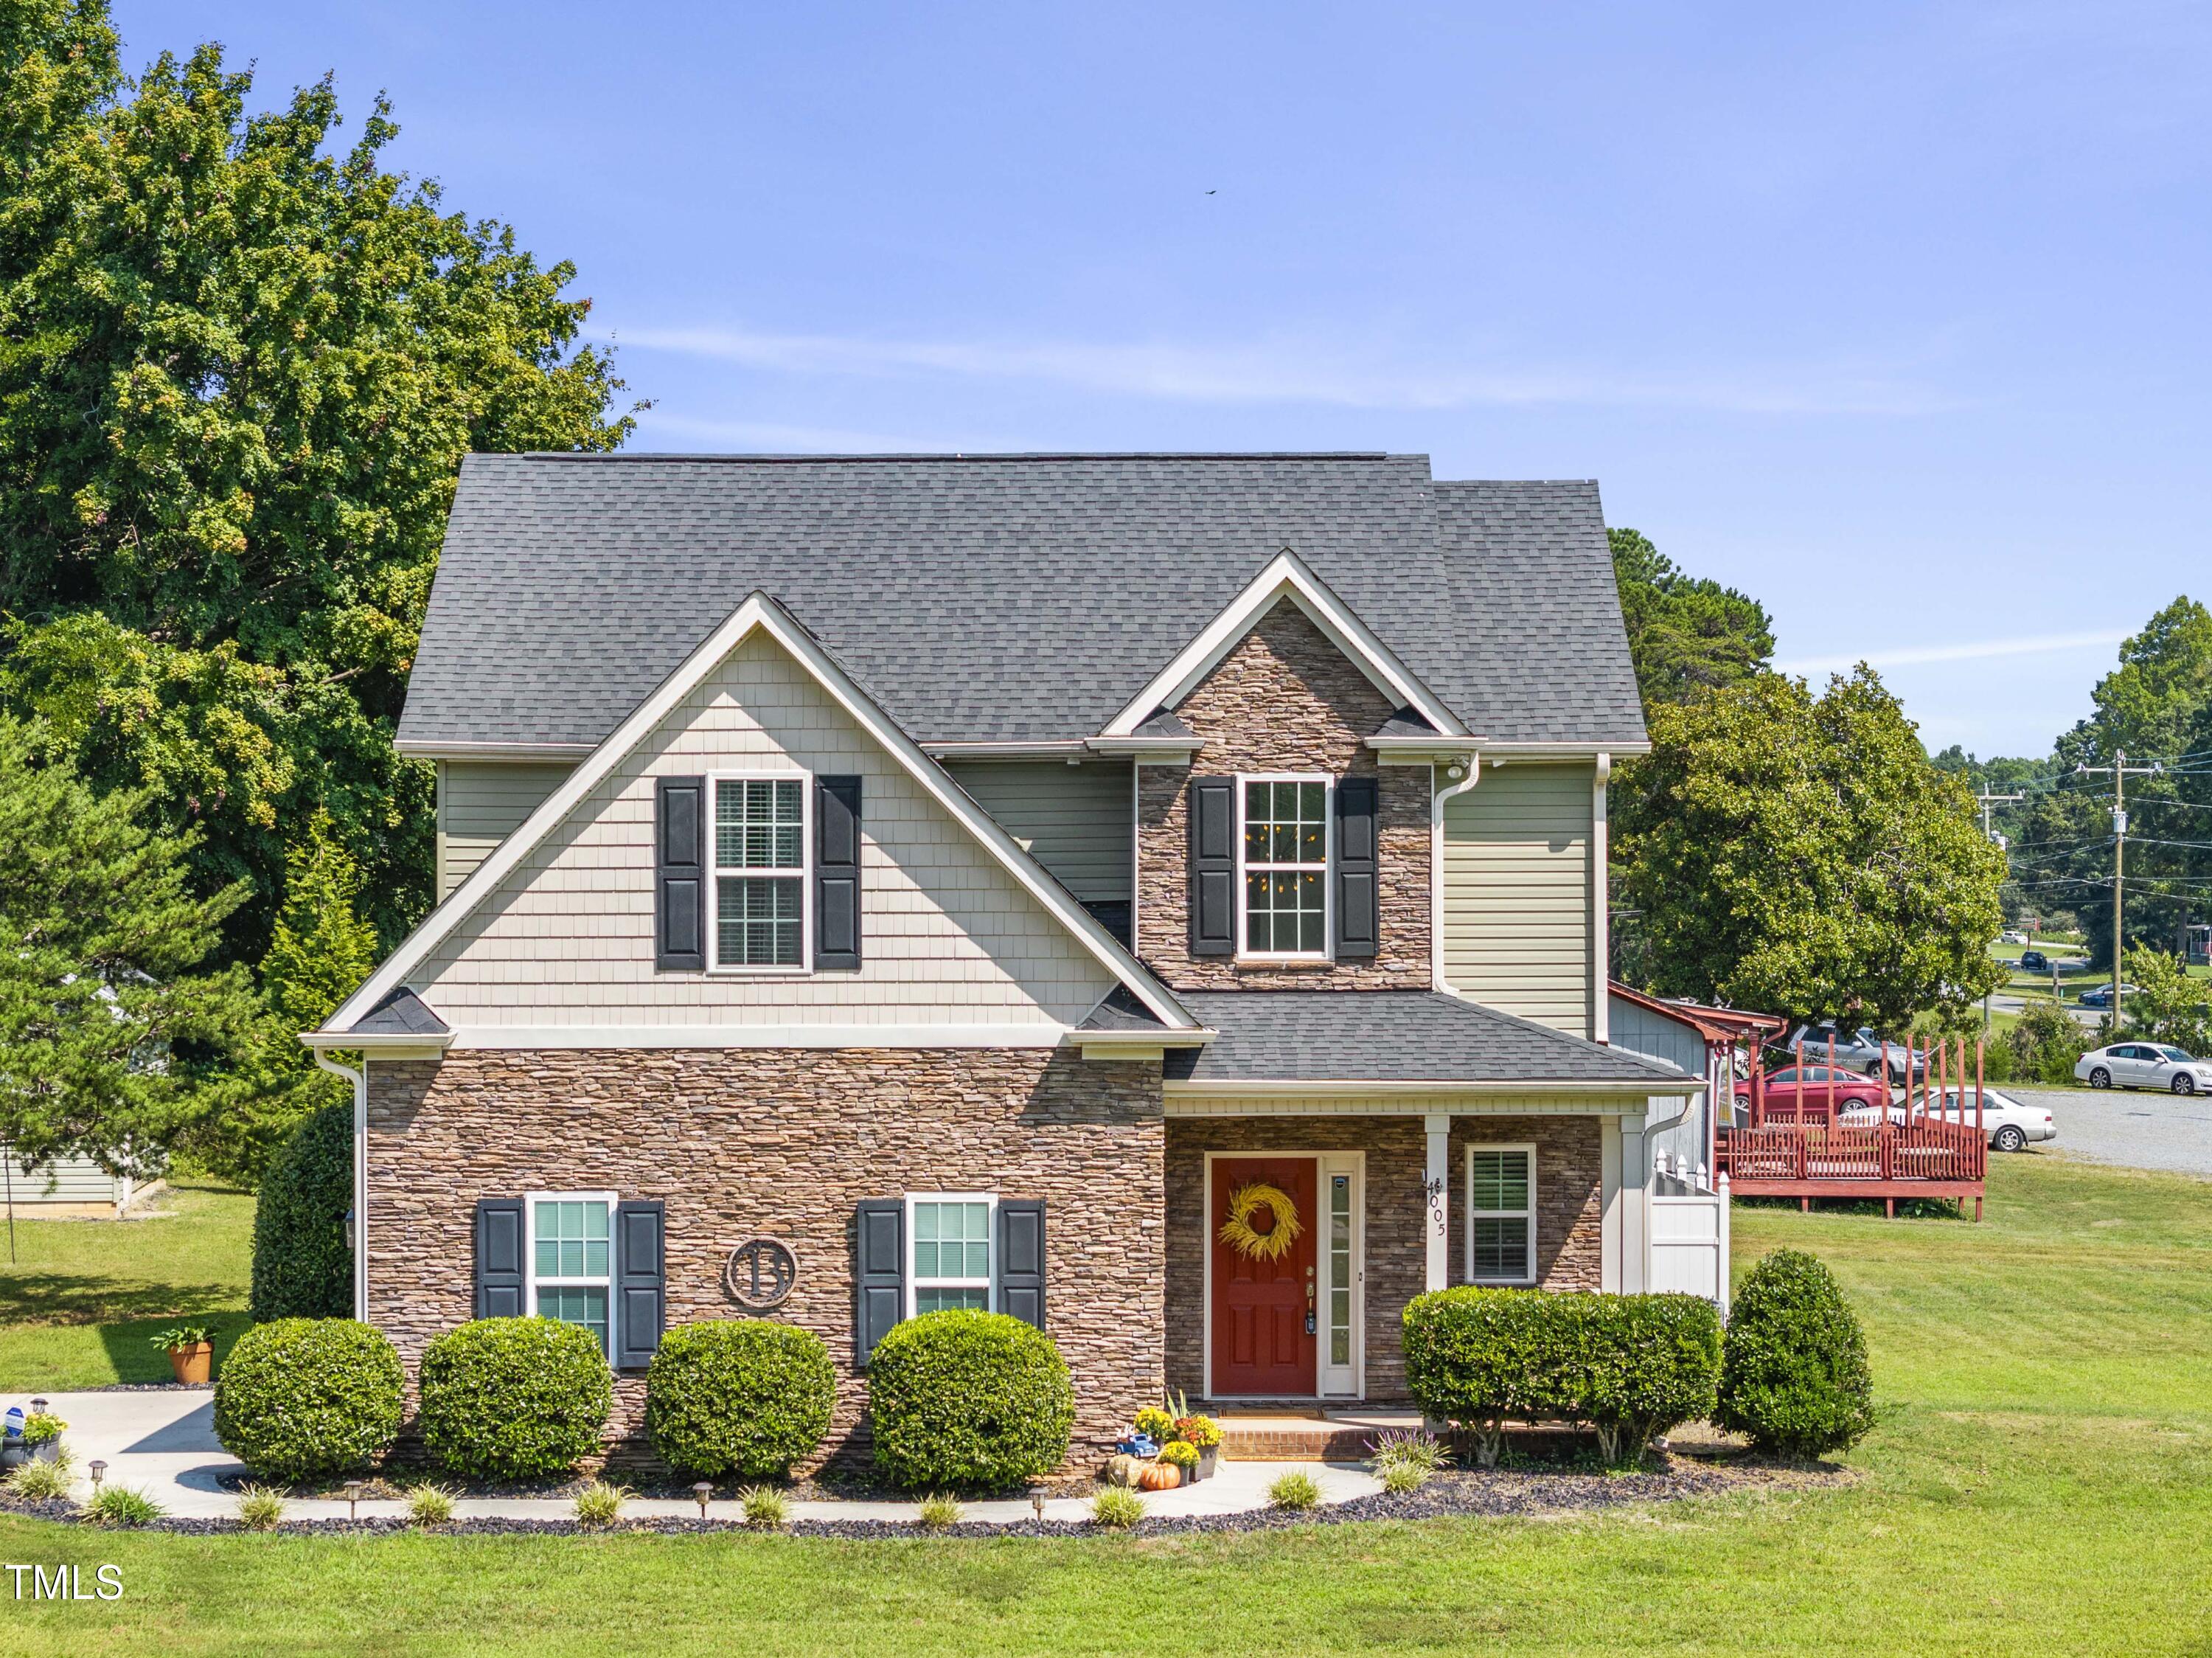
[0,715,260,1173]
[0,0,633,961]
[1609,527,1775,710]
[1613,668,2008,1027]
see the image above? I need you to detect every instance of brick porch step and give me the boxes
[1215,1409,1422,1463]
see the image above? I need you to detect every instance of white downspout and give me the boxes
[1592,753,1610,1042]
[313,1050,369,1322]
[1431,756,1481,993]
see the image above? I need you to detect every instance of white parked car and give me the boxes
[2001,929,2029,946]
[1840,1087,2058,1153]
[2075,1043,2212,1095]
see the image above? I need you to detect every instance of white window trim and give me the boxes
[903,1191,998,1319]
[1464,1144,1538,1286]
[525,1189,619,1353]
[1234,772,1333,962]
[709,769,813,974]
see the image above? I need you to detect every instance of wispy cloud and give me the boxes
[616,325,1958,417]
[629,412,1014,454]
[1777,629,2130,676]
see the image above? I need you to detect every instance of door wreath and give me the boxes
[1217,1182,1304,1262]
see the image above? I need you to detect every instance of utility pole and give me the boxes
[2074,752,2162,1030]
[1978,790,2022,1030]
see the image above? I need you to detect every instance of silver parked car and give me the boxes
[2075,1043,2212,1095]
[1780,1023,1925,1082]
[1841,1088,2057,1153]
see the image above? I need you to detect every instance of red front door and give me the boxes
[1210,1156,1317,1397]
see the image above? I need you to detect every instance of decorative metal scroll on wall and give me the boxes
[723,1238,799,1310]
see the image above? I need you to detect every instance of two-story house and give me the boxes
[306,451,1708,1463]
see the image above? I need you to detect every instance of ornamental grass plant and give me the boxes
[738,1485,790,1529]
[234,1485,287,1530]
[7,1455,73,1502]
[914,1493,964,1530]
[1088,1486,1145,1529]
[406,1483,458,1527]
[1267,1471,1321,1512]
[83,1485,164,1527]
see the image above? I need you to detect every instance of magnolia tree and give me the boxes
[1613,668,2008,1029]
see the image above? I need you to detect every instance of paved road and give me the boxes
[2006,1086,2212,1177]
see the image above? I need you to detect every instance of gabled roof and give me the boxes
[1163,992,1696,1090]
[396,453,1645,755]
[317,592,1203,1043]
[348,987,448,1037]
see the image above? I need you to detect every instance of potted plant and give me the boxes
[1133,1406,1175,1446]
[1176,1414,1222,1481]
[1158,1440,1199,1483]
[150,1322,216,1384]
[21,1412,66,1464]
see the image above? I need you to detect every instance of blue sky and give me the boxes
[115,1,2212,759]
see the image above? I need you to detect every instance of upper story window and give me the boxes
[714,777,808,969]
[1239,776,1329,957]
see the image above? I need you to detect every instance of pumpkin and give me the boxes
[1135,1460,1181,1491]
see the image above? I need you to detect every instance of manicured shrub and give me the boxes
[644,1319,835,1479]
[417,1317,612,1481]
[248,1103,353,1322]
[212,1318,403,1483]
[866,1310,1074,1491]
[1403,1287,1722,1466]
[1718,1249,1877,1458]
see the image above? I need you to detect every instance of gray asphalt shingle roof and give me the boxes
[1162,993,1694,1086]
[347,987,449,1037]
[398,452,1644,751]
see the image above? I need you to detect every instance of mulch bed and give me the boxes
[0,1449,1845,1539]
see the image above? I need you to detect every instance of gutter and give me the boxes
[312,1050,369,1322]
[1164,1076,1703,1100]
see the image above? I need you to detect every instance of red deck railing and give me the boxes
[1718,1032,1990,1216]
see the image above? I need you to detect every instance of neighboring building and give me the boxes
[0,1147,156,1218]
[307,451,1707,1464]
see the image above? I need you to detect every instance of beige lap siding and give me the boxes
[1135,601,1433,989]
[366,1048,1164,1471]
[1163,1114,1603,1403]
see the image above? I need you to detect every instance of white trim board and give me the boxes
[318,592,1203,1041]
[1101,549,1465,739]
[1165,1094,1670,1117]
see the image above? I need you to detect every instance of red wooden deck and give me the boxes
[1719,1035,1990,1218]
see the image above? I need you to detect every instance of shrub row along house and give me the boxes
[305,451,1711,1463]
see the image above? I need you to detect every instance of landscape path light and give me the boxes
[344,1480,364,1522]
[88,1459,106,1488]
[693,1482,712,1520]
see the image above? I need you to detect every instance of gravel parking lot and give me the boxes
[2004,1086,2212,1178]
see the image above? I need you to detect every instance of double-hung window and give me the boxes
[1239,775,1329,957]
[529,1193,615,1354]
[714,776,807,968]
[907,1194,994,1315]
[1466,1147,1537,1286]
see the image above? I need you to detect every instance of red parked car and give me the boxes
[1733,1063,1891,1124]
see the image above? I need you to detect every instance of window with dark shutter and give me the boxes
[815,775,862,971]
[855,1199,905,1364]
[1188,777,1237,956]
[474,1198,525,1319]
[1333,774,1379,957]
[995,1200,1046,1331]
[655,777,707,971]
[613,1200,665,1370]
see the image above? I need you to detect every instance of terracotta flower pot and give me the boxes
[168,1340,214,1384]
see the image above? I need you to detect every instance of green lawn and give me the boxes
[0,1180,254,1388]
[4,1156,2210,1654]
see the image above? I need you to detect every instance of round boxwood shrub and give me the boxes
[1717,1249,1877,1458]
[646,1319,835,1478]
[249,1103,353,1322]
[867,1310,1072,1490]
[212,1318,403,1483]
[417,1317,613,1480]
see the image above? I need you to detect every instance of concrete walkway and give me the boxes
[27,1390,1379,1523]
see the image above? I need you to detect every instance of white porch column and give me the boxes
[1424,1111,1451,1291]
[1620,1113,1649,1294]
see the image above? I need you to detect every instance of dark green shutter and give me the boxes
[655,777,707,971]
[1189,777,1237,956]
[995,1200,1046,1331]
[474,1197,525,1319]
[855,1199,904,1363]
[613,1200,665,1370]
[1333,775,1379,957]
[815,775,862,971]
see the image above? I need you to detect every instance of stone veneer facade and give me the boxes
[1135,600,1434,991]
[365,1047,1164,1469]
[1164,1114,1604,1402]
